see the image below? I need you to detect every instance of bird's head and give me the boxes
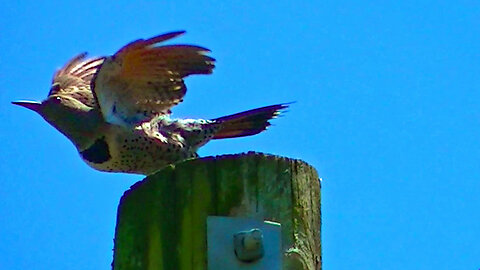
[13,53,105,150]
[12,93,103,150]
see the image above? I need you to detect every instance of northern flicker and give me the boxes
[12,31,288,175]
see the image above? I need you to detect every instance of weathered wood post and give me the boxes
[113,152,321,270]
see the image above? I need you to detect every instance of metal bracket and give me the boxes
[207,216,281,270]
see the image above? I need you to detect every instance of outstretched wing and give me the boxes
[50,53,105,108]
[92,31,215,126]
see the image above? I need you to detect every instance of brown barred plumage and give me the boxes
[12,31,287,175]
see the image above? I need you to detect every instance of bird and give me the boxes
[12,31,288,175]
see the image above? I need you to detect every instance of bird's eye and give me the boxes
[51,96,62,104]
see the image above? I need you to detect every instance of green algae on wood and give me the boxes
[113,152,321,270]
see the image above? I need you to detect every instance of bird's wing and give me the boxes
[92,31,215,126]
[50,53,105,108]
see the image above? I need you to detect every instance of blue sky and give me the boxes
[1,1,479,269]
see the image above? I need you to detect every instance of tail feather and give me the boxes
[212,103,289,139]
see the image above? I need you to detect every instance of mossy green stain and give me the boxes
[148,223,163,270]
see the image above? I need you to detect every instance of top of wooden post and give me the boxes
[114,152,321,270]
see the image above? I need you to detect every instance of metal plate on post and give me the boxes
[207,216,281,270]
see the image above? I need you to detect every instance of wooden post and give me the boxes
[113,152,321,270]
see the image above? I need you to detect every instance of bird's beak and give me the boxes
[12,100,42,112]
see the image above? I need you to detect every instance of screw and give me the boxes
[233,228,264,263]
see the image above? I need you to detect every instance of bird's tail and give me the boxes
[212,103,290,139]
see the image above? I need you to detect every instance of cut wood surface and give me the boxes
[113,152,321,270]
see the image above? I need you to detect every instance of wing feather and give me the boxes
[92,31,215,126]
[49,53,105,108]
